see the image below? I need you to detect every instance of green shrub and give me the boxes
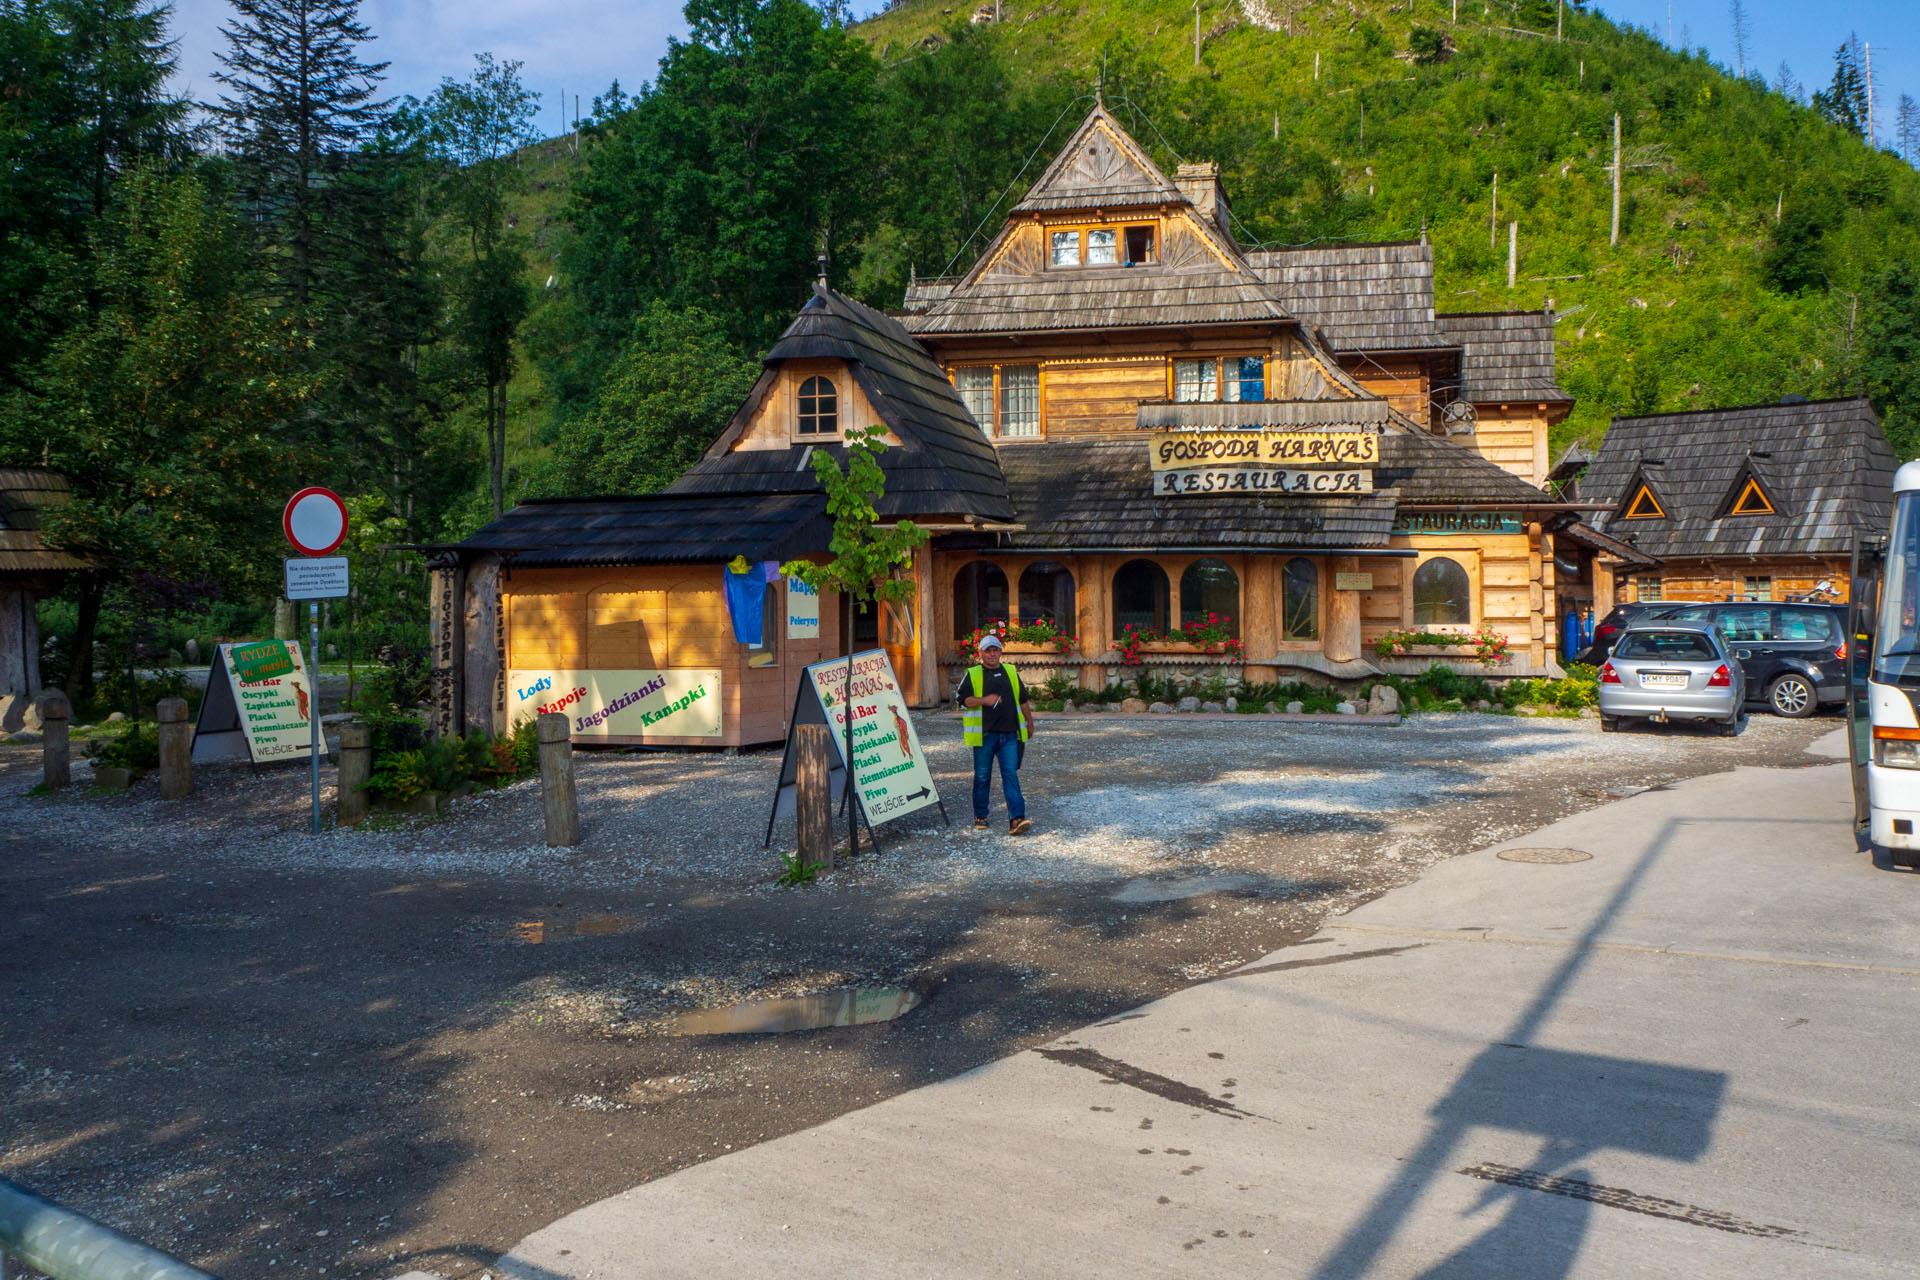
[96,724,159,770]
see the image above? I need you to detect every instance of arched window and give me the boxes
[1413,557,1472,626]
[1179,558,1240,637]
[1112,559,1170,637]
[1282,557,1319,640]
[952,561,1008,639]
[1018,561,1076,628]
[797,376,838,435]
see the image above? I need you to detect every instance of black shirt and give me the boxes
[958,664,1024,735]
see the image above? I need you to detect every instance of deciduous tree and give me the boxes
[0,166,309,695]
[540,302,758,497]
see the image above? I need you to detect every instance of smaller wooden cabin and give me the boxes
[433,287,1014,747]
[0,470,83,730]
[1582,397,1898,606]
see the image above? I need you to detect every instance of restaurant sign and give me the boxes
[1158,468,1373,495]
[1149,429,1380,471]
[507,668,724,738]
[1392,511,1522,536]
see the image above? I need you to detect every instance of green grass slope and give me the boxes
[856,0,1920,452]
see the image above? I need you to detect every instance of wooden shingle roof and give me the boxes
[673,284,1014,522]
[0,469,85,574]
[1009,104,1185,214]
[1585,397,1896,559]
[1246,242,1452,352]
[458,494,833,568]
[1435,311,1571,404]
[899,106,1294,337]
[990,440,1398,551]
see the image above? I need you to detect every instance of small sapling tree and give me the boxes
[782,424,927,866]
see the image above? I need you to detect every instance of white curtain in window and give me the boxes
[1050,231,1079,267]
[1174,359,1217,403]
[1000,365,1040,437]
[954,367,994,433]
[1086,228,1118,264]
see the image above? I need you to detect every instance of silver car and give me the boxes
[1597,623,1746,735]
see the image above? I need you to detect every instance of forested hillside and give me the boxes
[539,0,1920,481]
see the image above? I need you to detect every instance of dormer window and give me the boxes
[797,375,838,435]
[1048,222,1157,267]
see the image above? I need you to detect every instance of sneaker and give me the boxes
[972,818,989,830]
[1010,817,1033,835]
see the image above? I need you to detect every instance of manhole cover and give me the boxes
[1496,847,1594,864]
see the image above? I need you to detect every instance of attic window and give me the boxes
[1125,225,1155,265]
[1728,477,1775,516]
[1047,222,1156,267]
[797,376,838,436]
[1622,484,1665,519]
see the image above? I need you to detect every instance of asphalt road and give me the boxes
[499,732,1920,1278]
[0,714,1847,1279]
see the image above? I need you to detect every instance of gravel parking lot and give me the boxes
[0,711,1838,1280]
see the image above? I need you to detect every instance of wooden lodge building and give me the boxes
[433,105,1635,747]
[1579,396,1898,607]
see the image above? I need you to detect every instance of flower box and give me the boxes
[1001,641,1066,656]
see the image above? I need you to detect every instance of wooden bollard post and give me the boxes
[156,696,191,800]
[537,712,580,847]
[795,723,833,872]
[39,689,69,791]
[336,720,372,826]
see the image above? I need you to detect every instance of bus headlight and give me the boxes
[1876,739,1920,769]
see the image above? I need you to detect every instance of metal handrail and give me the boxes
[0,1177,220,1280]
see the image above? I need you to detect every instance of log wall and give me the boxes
[501,564,845,747]
[1617,557,1853,606]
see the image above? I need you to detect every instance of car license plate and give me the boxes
[1640,672,1688,688]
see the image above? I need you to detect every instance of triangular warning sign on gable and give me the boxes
[1622,484,1665,519]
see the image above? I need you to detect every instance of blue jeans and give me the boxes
[972,731,1025,821]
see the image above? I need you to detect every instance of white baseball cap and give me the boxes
[978,634,1004,650]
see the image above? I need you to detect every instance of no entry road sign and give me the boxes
[283,487,348,556]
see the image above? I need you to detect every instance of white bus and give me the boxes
[1854,458,1920,868]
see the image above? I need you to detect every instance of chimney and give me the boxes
[1174,161,1230,235]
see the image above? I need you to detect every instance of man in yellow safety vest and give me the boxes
[958,633,1035,835]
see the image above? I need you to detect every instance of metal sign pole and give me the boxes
[309,601,321,834]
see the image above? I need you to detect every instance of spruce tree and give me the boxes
[1812,38,1868,138]
[209,0,390,308]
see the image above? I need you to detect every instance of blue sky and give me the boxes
[160,0,1916,147]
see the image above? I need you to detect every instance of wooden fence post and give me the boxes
[796,723,834,872]
[537,712,580,847]
[156,696,191,800]
[337,721,372,826]
[39,690,69,791]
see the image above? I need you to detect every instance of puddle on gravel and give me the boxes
[503,914,641,944]
[660,986,922,1036]
[1111,873,1261,903]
